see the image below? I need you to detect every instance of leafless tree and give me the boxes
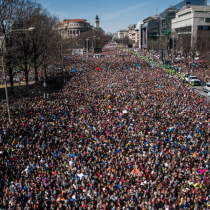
[77,30,108,49]
[0,0,20,90]
[119,37,133,46]
[30,9,59,83]
[197,30,210,63]
[190,33,198,65]
[176,33,191,64]
[10,0,59,84]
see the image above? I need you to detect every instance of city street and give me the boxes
[192,85,210,99]
[1,0,210,208]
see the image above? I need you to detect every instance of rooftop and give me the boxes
[179,4,210,11]
[59,19,87,24]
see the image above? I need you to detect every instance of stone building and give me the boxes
[95,15,100,28]
[54,19,92,38]
[117,29,129,39]
[127,24,136,45]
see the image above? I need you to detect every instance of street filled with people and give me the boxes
[0,43,210,210]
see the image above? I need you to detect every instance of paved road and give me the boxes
[192,85,210,99]
[172,74,210,99]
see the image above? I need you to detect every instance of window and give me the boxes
[204,26,210,30]
[119,32,124,38]
[190,76,198,80]
[198,26,203,30]
[198,25,210,31]
[205,18,210,23]
[199,18,204,21]
[178,11,191,17]
[195,11,210,13]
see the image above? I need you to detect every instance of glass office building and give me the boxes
[172,0,206,10]
[160,0,206,35]
[160,8,179,34]
[141,16,160,49]
[138,0,206,49]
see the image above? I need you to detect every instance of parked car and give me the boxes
[185,76,201,86]
[203,82,210,92]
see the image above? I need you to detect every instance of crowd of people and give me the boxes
[134,48,210,83]
[0,43,210,210]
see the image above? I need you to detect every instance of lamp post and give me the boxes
[2,27,35,125]
[79,39,85,55]
[86,39,89,62]
[172,36,174,64]
[43,79,46,99]
[92,36,96,49]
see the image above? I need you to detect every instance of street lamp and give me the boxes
[2,27,35,125]
[86,38,89,62]
[172,36,174,64]
[92,36,96,49]
[43,79,47,99]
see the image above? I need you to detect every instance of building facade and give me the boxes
[95,15,100,28]
[127,24,136,45]
[134,0,207,50]
[135,21,143,48]
[172,5,210,44]
[117,29,129,39]
[135,29,139,48]
[171,0,206,10]
[93,15,104,33]
[54,19,92,38]
[141,16,160,49]
[159,7,179,36]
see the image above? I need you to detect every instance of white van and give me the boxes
[203,82,210,92]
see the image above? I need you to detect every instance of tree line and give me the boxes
[62,30,110,52]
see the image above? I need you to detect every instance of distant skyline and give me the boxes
[36,0,210,33]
